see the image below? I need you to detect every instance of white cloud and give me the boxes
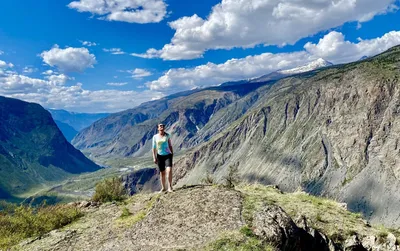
[80,40,97,46]
[40,45,97,72]
[134,0,397,60]
[2,29,399,113]
[44,74,74,84]
[0,60,14,68]
[23,66,38,74]
[107,82,128,86]
[147,30,400,93]
[68,0,167,24]
[131,48,162,59]
[129,68,152,79]
[304,30,400,63]
[103,48,125,55]
[0,72,163,113]
[147,51,314,92]
[42,70,56,75]
[0,50,4,55]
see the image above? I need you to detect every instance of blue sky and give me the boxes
[0,0,400,112]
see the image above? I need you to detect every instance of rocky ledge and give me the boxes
[17,185,400,251]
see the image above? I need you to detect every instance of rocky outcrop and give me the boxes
[16,186,400,251]
[18,186,245,251]
[361,233,400,251]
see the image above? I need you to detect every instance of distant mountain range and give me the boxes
[0,97,101,199]
[48,109,109,131]
[47,109,109,142]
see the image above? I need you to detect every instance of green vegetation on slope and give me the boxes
[92,176,126,203]
[0,201,82,250]
[0,96,100,199]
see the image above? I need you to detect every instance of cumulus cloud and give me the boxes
[146,51,314,92]
[3,29,399,113]
[103,48,125,55]
[131,48,162,59]
[107,82,128,86]
[147,30,400,93]
[304,30,400,63]
[0,60,14,68]
[40,45,97,72]
[80,40,97,47]
[42,70,57,75]
[23,66,38,74]
[129,68,152,79]
[68,0,167,24]
[134,0,397,60]
[0,71,163,113]
[44,74,74,84]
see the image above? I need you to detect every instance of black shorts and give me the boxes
[157,154,173,172]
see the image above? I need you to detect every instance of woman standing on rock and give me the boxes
[152,123,174,193]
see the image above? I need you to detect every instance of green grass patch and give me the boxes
[115,194,160,227]
[0,201,82,250]
[204,230,275,251]
[120,207,132,218]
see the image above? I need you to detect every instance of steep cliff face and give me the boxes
[174,46,400,227]
[0,96,101,197]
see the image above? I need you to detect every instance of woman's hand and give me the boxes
[154,158,158,164]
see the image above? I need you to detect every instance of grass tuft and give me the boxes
[92,176,126,203]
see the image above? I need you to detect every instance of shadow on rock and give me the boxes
[122,167,160,195]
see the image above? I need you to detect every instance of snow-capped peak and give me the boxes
[278,58,333,75]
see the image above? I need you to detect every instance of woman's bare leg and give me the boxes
[166,166,173,192]
[160,170,167,192]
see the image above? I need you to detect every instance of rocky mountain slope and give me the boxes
[72,83,267,159]
[71,58,333,162]
[173,45,400,227]
[0,97,101,198]
[17,185,400,251]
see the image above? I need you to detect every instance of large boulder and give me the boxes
[253,204,333,251]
